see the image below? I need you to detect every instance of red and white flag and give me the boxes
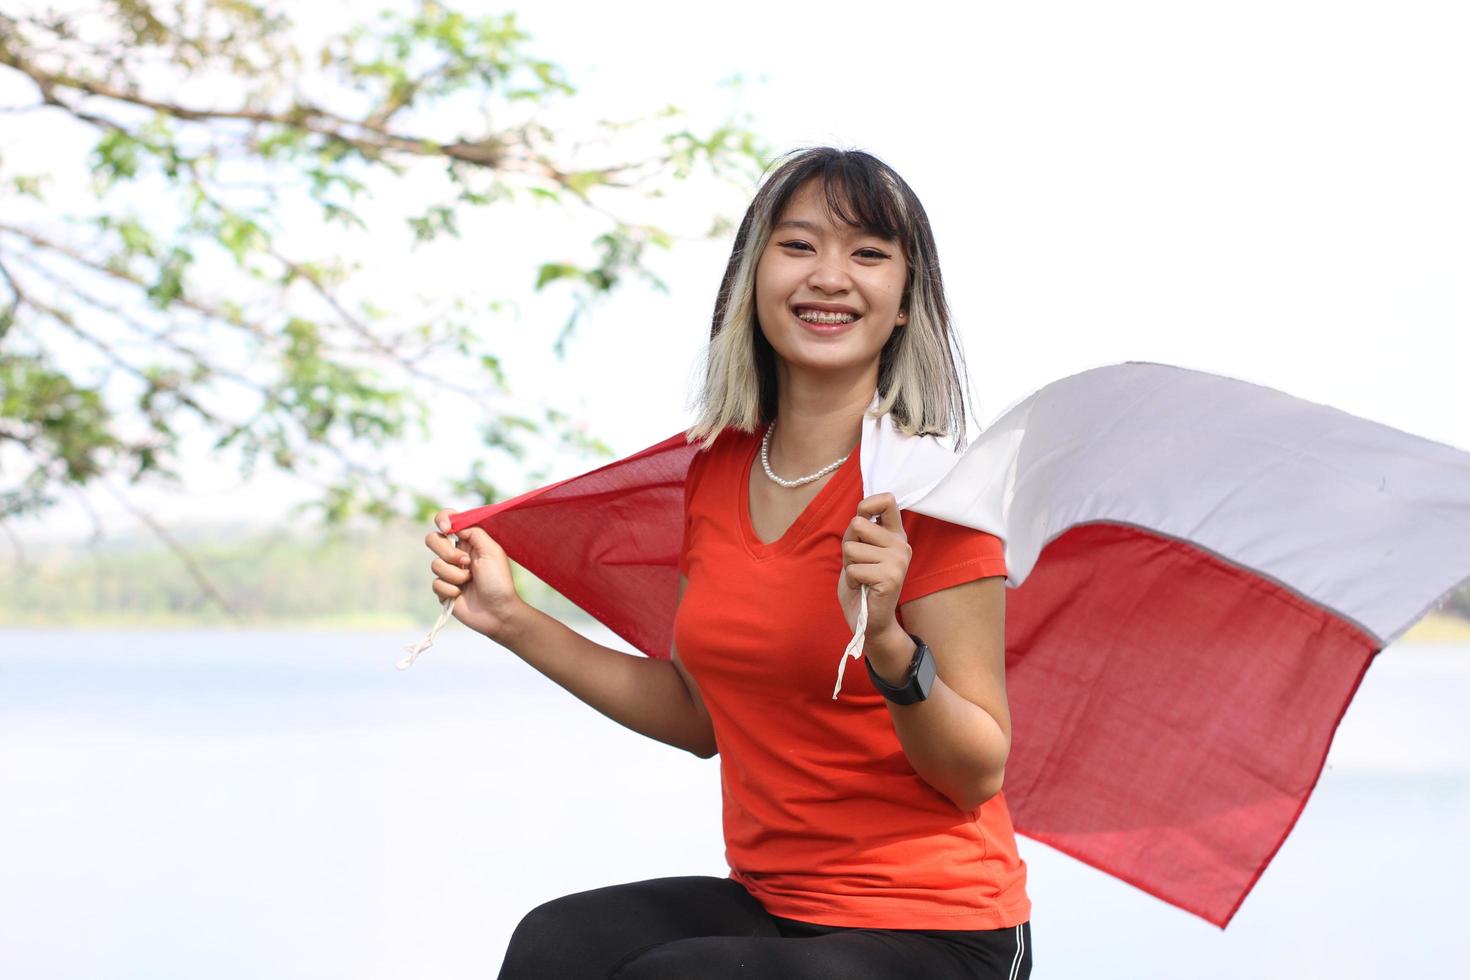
[415,360,1470,928]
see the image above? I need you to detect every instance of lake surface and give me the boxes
[1,625,1466,979]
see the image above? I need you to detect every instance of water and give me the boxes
[1,625,1466,979]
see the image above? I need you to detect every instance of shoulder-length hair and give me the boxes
[685,145,974,453]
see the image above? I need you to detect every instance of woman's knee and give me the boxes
[497,877,759,979]
[608,941,708,980]
[498,892,616,979]
[608,937,845,980]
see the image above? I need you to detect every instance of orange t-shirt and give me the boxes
[674,423,1031,930]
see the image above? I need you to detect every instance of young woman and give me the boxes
[426,146,1033,979]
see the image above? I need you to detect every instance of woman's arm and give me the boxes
[491,574,717,759]
[867,574,1011,811]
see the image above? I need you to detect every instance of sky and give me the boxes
[2,0,1467,545]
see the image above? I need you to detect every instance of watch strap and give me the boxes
[866,633,935,704]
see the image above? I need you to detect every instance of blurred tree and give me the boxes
[1443,589,1470,620]
[0,0,770,615]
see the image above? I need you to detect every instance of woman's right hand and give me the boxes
[425,508,524,640]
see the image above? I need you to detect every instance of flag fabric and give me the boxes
[424,359,1470,928]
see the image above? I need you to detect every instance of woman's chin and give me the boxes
[772,345,881,375]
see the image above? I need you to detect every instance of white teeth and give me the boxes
[796,310,857,324]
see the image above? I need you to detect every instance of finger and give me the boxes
[432,579,461,600]
[424,530,469,564]
[459,525,504,559]
[843,564,881,590]
[844,563,900,596]
[846,513,894,546]
[853,494,896,526]
[841,539,889,564]
[872,492,903,533]
[432,557,471,585]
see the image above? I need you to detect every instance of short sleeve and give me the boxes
[677,443,710,578]
[897,512,1007,606]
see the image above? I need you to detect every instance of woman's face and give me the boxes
[754,178,909,381]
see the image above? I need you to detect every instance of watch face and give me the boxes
[913,640,936,700]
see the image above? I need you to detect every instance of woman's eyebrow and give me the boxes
[773,218,885,240]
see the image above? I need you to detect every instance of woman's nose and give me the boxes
[807,260,853,292]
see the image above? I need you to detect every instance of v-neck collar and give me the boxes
[737,423,861,562]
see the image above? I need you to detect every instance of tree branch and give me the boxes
[95,474,242,620]
[6,247,260,393]
[0,221,282,349]
[5,268,236,432]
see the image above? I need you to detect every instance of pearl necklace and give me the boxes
[760,420,851,488]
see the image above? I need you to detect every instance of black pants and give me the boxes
[497,874,1033,979]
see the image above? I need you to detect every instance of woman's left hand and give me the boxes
[838,492,912,640]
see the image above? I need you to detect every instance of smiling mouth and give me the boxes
[792,308,862,326]
[792,310,860,334]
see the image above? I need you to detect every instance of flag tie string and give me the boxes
[399,531,460,670]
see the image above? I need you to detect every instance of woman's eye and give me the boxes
[779,241,888,260]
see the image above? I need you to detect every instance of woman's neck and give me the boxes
[768,383,875,476]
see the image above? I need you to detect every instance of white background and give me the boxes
[2,0,1466,543]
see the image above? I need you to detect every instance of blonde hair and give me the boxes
[685,145,974,453]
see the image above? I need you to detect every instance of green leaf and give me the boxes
[478,354,507,389]
[218,213,265,265]
[90,130,142,186]
[146,247,194,307]
[12,174,47,199]
[534,262,582,291]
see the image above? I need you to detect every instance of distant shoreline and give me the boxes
[0,610,538,632]
[5,609,1470,645]
[8,519,1467,644]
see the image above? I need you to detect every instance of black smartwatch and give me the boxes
[865,632,935,704]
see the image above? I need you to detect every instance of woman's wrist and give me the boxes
[478,596,532,646]
[865,624,918,684]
